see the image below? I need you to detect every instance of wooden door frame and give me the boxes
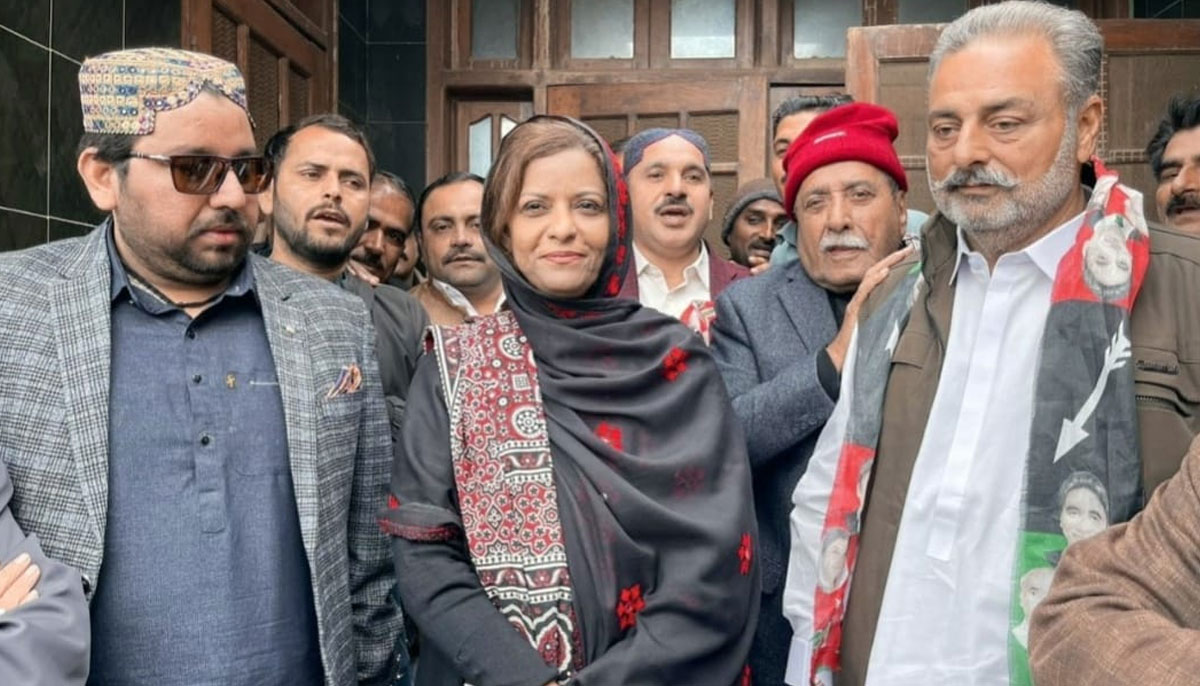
[846,20,1200,160]
[426,0,846,182]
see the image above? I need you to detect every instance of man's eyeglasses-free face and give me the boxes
[124,153,273,195]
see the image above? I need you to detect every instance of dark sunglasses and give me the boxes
[125,153,273,195]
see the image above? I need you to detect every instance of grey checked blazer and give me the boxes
[0,226,401,685]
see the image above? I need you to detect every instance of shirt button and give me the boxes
[186,329,196,340]
[192,374,202,384]
[199,434,211,446]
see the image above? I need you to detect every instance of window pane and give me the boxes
[471,0,518,60]
[572,0,635,59]
[500,116,518,140]
[469,117,493,177]
[898,0,967,23]
[793,0,860,59]
[671,0,735,59]
[1134,0,1200,17]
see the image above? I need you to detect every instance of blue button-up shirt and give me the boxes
[89,226,323,685]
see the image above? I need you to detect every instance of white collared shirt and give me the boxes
[633,242,711,320]
[864,213,1083,685]
[431,279,506,318]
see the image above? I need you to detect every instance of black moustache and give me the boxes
[1166,193,1200,215]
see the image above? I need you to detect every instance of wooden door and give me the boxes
[548,79,767,255]
[183,0,335,149]
[845,21,1200,214]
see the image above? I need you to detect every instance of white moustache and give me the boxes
[820,234,870,252]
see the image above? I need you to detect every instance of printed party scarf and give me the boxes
[790,159,1148,685]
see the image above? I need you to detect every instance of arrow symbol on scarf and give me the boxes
[1055,322,1132,462]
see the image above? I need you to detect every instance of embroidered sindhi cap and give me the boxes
[78,47,252,135]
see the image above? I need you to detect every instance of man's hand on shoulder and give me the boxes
[825,245,914,372]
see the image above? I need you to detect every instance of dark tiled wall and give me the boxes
[340,0,426,191]
[0,0,180,251]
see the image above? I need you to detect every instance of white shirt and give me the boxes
[632,242,711,320]
[864,213,1082,685]
[431,278,506,318]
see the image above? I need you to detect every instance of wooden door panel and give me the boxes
[548,80,766,256]
[846,21,1200,216]
[184,0,331,148]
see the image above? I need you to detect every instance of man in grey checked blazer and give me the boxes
[0,48,400,684]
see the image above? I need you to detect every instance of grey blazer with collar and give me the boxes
[0,226,401,685]
[710,259,840,595]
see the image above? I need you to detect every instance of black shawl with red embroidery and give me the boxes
[382,116,759,686]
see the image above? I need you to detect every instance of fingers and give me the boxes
[0,556,40,612]
[751,262,771,276]
[0,554,31,594]
[347,261,381,286]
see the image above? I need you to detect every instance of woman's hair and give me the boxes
[481,117,609,251]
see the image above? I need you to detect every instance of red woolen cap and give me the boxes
[782,102,908,220]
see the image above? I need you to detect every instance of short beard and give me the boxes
[115,207,251,286]
[273,199,362,270]
[929,122,1079,260]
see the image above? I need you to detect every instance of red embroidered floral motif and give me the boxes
[595,422,624,452]
[738,533,753,575]
[740,664,752,686]
[616,583,645,630]
[387,494,400,510]
[615,176,630,239]
[606,274,622,296]
[662,347,690,381]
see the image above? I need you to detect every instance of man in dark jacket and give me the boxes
[712,102,910,684]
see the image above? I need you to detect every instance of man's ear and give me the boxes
[258,180,275,215]
[709,188,715,221]
[896,188,909,232]
[76,148,120,212]
[1075,94,1104,164]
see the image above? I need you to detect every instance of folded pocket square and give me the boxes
[326,364,363,399]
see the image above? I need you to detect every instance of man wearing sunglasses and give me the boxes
[0,48,401,686]
[262,115,428,429]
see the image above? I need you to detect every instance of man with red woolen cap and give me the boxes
[710,101,910,685]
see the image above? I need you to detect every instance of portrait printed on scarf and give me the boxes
[1081,215,1135,302]
[818,527,851,593]
[1056,470,1110,547]
[1011,566,1055,649]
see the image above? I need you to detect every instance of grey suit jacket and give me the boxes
[0,459,89,684]
[0,227,401,685]
[711,259,839,594]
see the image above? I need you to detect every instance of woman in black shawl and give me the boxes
[382,116,759,686]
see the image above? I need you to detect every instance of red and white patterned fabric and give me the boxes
[426,310,583,674]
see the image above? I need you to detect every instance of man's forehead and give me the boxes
[140,91,256,153]
[929,34,1061,106]
[775,111,821,141]
[370,188,414,214]
[428,180,482,207]
[743,198,786,214]
[643,135,706,165]
[285,126,369,169]
[1163,126,1200,163]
